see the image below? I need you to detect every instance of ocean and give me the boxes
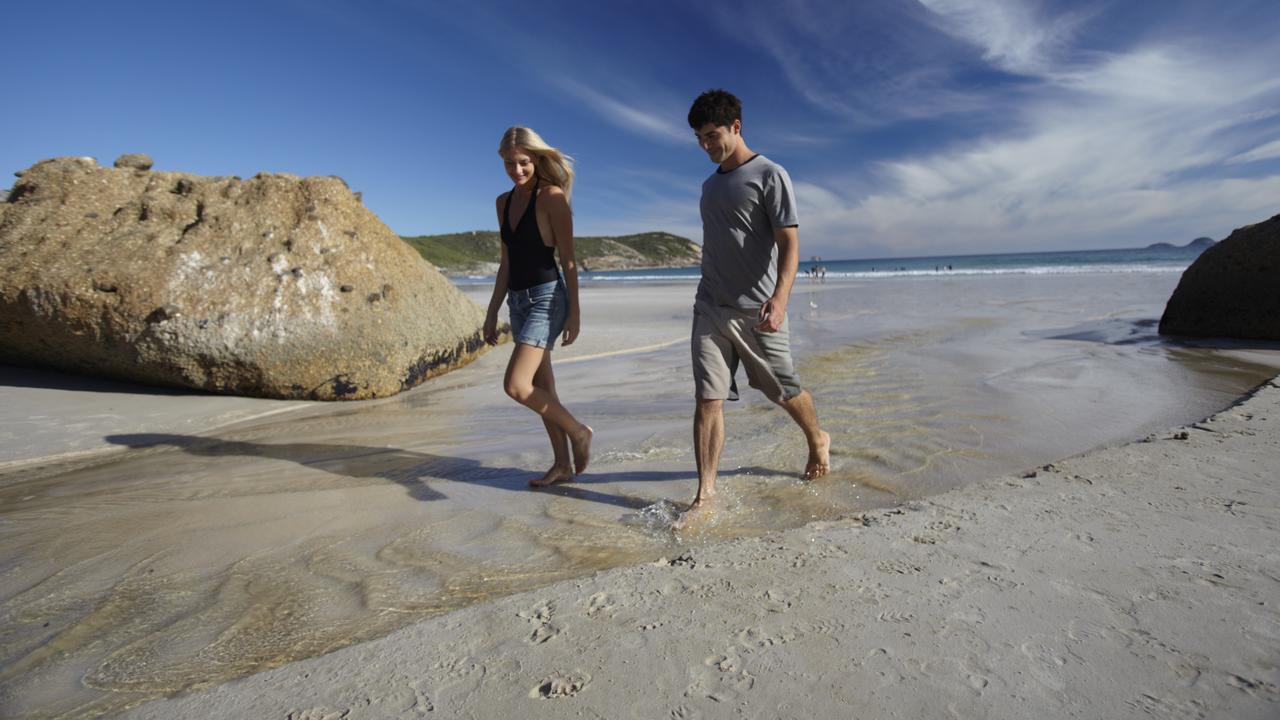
[568,244,1208,282]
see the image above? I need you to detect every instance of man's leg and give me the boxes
[777,389,830,480]
[674,398,725,531]
[693,398,725,505]
[742,314,830,480]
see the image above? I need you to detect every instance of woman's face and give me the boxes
[502,147,536,188]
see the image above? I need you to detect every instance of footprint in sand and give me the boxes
[1019,639,1070,692]
[529,671,591,699]
[1227,675,1280,701]
[761,588,795,613]
[1124,693,1208,720]
[518,601,560,643]
[670,705,703,720]
[798,617,848,637]
[877,609,916,624]
[517,602,554,624]
[688,653,755,703]
[875,559,924,575]
[585,591,616,617]
[287,709,350,720]
[737,626,797,647]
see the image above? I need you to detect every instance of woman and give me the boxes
[483,126,592,486]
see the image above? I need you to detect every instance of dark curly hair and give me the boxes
[688,89,742,130]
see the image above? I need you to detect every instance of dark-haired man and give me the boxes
[677,88,830,528]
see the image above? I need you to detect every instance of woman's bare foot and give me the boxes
[672,495,716,532]
[803,430,831,480]
[530,463,574,487]
[569,425,593,475]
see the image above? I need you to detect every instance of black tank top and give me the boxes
[501,180,560,291]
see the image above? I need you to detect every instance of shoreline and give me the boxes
[125,375,1280,719]
[5,273,1278,717]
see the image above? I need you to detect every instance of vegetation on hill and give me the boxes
[401,230,700,273]
[1146,236,1216,250]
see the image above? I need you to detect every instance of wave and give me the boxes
[576,263,1191,282]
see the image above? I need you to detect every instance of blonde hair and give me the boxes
[498,126,575,203]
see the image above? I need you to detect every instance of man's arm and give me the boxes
[758,225,799,332]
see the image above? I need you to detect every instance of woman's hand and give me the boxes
[562,309,580,346]
[483,314,499,346]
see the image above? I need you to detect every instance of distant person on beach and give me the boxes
[482,126,592,486]
[677,89,831,528]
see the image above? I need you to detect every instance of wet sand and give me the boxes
[125,378,1280,720]
[2,272,1279,717]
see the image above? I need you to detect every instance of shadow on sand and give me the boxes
[104,433,783,512]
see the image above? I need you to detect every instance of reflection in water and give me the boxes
[2,274,1278,718]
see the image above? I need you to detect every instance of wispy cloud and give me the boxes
[918,0,1086,75]
[694,1,1280,257]
[707,0,994,125]
[793,40,1280,255]
[552,80,691,146]
[1227,138,1280,165]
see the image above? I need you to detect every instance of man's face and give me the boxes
[694,121,740,165]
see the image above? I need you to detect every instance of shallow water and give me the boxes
[2,273,1278,717]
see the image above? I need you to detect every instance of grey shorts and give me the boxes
[691,301,802,402]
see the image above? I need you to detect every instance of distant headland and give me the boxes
[401,231,701,275]
[1146,236,1215,251]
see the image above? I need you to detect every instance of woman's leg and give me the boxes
[530,351,573,486]
[504,343,593,477]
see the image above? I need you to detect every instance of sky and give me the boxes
[4,0,1280,260]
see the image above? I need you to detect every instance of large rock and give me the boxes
[1159,213,1280,340]
[0,155,496,400]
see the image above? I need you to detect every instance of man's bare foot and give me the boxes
[803,430,831,480]
[672,495,716,532]
[570,425,593,475]
[530,463,574,487]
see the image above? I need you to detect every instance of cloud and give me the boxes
[918,0,1086,75]
[554,80,692,146]
[791,31,1280,258]
[708,0,995,125]
[1226,138,1280,165]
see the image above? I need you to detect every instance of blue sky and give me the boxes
[5,0,1280,259]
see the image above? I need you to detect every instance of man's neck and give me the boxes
[719,142,756,173]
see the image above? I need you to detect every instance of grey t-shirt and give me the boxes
[696,154,799,310]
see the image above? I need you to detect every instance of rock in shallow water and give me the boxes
[0,155,493,400]
[1159,212,1280,341]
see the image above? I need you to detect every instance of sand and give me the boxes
[3,275,1279,718]
[122,376,1280,719]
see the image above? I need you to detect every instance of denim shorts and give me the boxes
[507,278,567,350]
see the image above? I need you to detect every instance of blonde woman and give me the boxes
[483,126,592,486]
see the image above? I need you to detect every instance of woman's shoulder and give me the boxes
[495,190,511,207]
[536,184,568,210]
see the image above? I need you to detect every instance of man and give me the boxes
[678,88,830,527]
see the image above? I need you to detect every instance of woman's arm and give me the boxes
[540,187,580,346]
[484,194,511,345]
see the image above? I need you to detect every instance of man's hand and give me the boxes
[756,297,786,332]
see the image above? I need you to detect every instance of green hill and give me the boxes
[401,231,701,274]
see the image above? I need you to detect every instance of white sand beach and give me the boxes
[123,376,1280,720]
[2,273,1278,718]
